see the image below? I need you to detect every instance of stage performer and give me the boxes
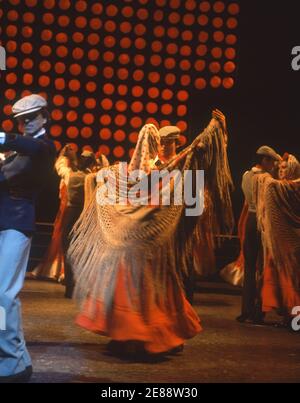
[68,110,234,359]
[0,94,55,382]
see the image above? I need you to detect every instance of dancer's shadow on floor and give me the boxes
[30,372,115,383]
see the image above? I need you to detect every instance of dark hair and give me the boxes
[78,155,96,172]
[254,154,274,166]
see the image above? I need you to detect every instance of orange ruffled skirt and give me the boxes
[76,264,201,353]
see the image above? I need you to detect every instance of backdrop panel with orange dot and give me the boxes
[0,0,240,160]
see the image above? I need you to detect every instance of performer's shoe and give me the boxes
[0,365,32,383]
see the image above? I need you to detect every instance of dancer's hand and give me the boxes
[212,109,227,131]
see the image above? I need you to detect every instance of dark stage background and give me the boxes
[0,0,299,226]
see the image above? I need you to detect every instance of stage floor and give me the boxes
[21,280,300,383]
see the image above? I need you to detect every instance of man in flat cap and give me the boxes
[158,126,181,165]
[0,94,55,382]
[237,145,281,324]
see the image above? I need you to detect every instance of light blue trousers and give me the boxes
[0,230,32,376]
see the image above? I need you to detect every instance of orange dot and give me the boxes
[134,55,145,67]
[145,118,159,127]
[177,121,187,132]
[98,145,110,156]
[103,51,115,62]
[146,103,158,114]
[53,95,65,106]
[113,146,125,159]
[214,1,225,13]
[213,17,223,28]
[56,32,68,43]
[129,132,138,144]
[67,127,79,139]
[22,26,33,38]
[50,125,63,137]
[225,47,236,59]
[120,22,132,34]
[118,85,128,96]
[104,20,117,33]
[68,97,80,107]
[167,27,179,39]
[39,75,50,87]
[185,0,196,11]
[22,58,33,70]
[21,42,33,54]
[115,115,127,126]
[228,3,240,15]
[103,83,115,95]
[183,13,195,26]
[72,48,84,60]
[177,90,189,102]
[55,78,65,90]
[223,77,235,89]
[90,18,102,30]
[133,70,144,81]
[156,0,167,6]
[100,115,112,126]
[137,8,149,20]
[101,98,113,110]
[52,109,64,121]
[210,76,222,88]
[154,26,165,38]
[177,105,187,117]
[80,127,93,139]
[182,30,193,41]
[69,79,81,91]
[135,38,146,50]
[3,105,12,115]
[214,31,225,42]
[86,65,98,77]
[119,54,130,65]
[122,6,134,18]
[166,43,178,55]
[148,87,160,99]
[196,44,207,56]
[160,120,171,127]
[6,25,18,37]
[180,45,192,56]
[199,1,211,12]
[75,16,87,29]
[2,120,14,132]
[39,45,51,57]
[148,72,160,84]
[26,0,38,7]
[132,86,144,97]
[91,3,103,14]
[53,141,62,151]
[131,101,144,113]
[43,13,54,25]
[23,12,35,23]
[103,67,114,79]
[59,0,71,10]
[6,56,18,68]
[72,32,84,43]
[169,12,180,24]
[224,61,236,73]
[117,68,129,80]
[226,34,237,45]
[104,36,116,48]
[58,15,70,27]
[88,49,100,61]
[87,33,100,46]
[115,100,128,112]
[227,17,238,29]
[165,57,176,69]
[106,4,118,17]
[7,40,17,52]
[130,117,143,129]
[114,130,126,142]
[162,89,173,101]
[44,0,55,9]
[83,113,94,125]
[99,128,112,140]
[154,10,164,22]
[135,24,147,38]
[180,74,191,86]
[66,110,78,123]
[69,63,81,76]
[56,45,68,58]
[120,37,132,49]
[180,60,191,71]
[53,62,65,74]
[194,78,207,90]
[165,73,176,85]
[5,89,16,101]
[170,0,180,8]
[211,47,223,59]
[195,59,206,71]
[209,61,221,73]
[150,55,162,67]
[75,0,87,12]
[6,73,17,85]
[198,15,208,26]
[161,104,173,115]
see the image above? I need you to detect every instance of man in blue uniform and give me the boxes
[0,94,55,382]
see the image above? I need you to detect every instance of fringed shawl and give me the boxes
[68,118,234,310]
